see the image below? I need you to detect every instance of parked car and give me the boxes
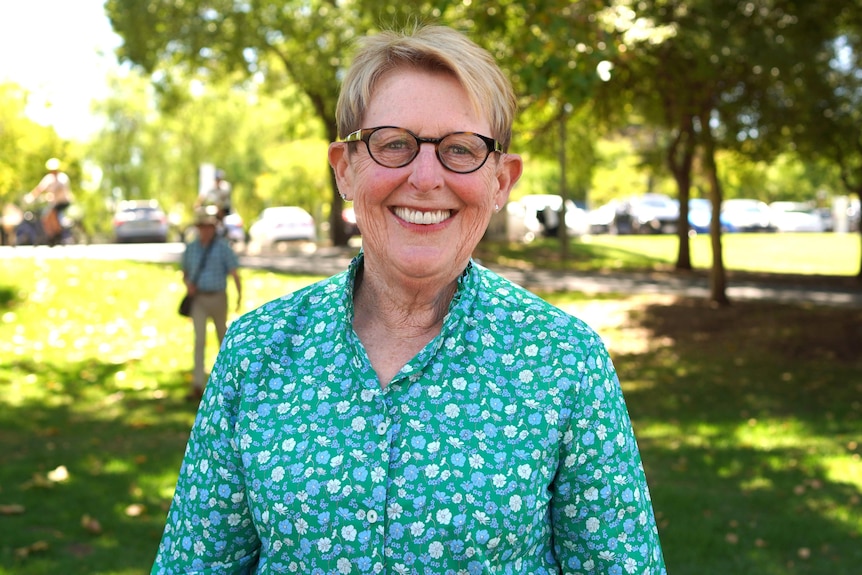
[720,199,776,232]
[505,194,590,242]
[768,201,825,233]
[602,193,679,234]
[248,206,317,247]
[342,206,360,237]
[813,208,834,232]
[687,198,731,235]
[587,202,618,234]
[222,212,248,244]
[113,199,169,243]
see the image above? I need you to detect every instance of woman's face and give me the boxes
[329,68,522,286]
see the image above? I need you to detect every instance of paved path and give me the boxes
[239,247,862,309]
[3,243,860,308]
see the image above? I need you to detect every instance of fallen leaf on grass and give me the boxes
[81,514,102,534]
[15,540,49,559]
[0,503,25,515]
[725,533,739,544]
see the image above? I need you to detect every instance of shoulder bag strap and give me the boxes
[190,241,215,285]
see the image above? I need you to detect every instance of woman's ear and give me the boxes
[328,142,353,201]
[493,153,523,211]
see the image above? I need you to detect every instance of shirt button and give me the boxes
[376,422,389,435]
[367,509,379,524]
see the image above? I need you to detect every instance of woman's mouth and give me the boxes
[392,207,452,225]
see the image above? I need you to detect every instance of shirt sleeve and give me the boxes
[151,326,260,574]
[551,338,667,575]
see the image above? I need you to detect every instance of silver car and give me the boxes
[113,199,169,243]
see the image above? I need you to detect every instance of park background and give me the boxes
[2,1,862,573]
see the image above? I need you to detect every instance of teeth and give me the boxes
[393,207,451,225]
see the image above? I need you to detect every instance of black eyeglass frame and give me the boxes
[343,126,504,174]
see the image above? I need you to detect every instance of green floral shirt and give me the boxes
[152,255,666,575]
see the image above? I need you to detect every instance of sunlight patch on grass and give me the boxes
[823,456,862,491]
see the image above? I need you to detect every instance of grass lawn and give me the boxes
[1,246,860,574]
[476,231,862,277]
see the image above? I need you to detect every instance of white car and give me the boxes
[248,206,317,247]
[721,199,776,232]
[768,202,825,233]
[505,194,590,242]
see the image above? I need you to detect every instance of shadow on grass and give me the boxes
[618,298,862,575]
[0,356,197,575]
[0,284,20,309]
[474,238,666,271]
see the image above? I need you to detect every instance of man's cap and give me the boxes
[194,205,220,226]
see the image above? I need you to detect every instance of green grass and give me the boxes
[0,258,320,575]
[476,232,861,276]
[1,249,860,574]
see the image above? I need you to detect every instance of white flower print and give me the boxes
[387,502,403,520]
[337,557,352,574]
[597,423,608,440]
[586,517,601,533]
[519,370,533,384]
[271,466,285,482]
[317,537,332,553]
[517,464,532,479]
[341,525,357,541]
[295,518,308,534]
[429,541,444,559]
[444,404,460,418]
[509,495,522,512]
[409,522,425,537]
[436,508,453,524]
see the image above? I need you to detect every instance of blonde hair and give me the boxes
[335,25,517,151]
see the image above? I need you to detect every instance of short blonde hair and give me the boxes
[335,25,517,151]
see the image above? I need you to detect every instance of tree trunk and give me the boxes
[667,117,696,270]
[558,110,569,261]
[700,116,731,306]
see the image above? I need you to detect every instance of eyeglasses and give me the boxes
[343,126,503,174]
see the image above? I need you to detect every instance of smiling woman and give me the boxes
[150,24,667,575]
[0,0,122,140]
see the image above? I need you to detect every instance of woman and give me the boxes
[152,25,666,574]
